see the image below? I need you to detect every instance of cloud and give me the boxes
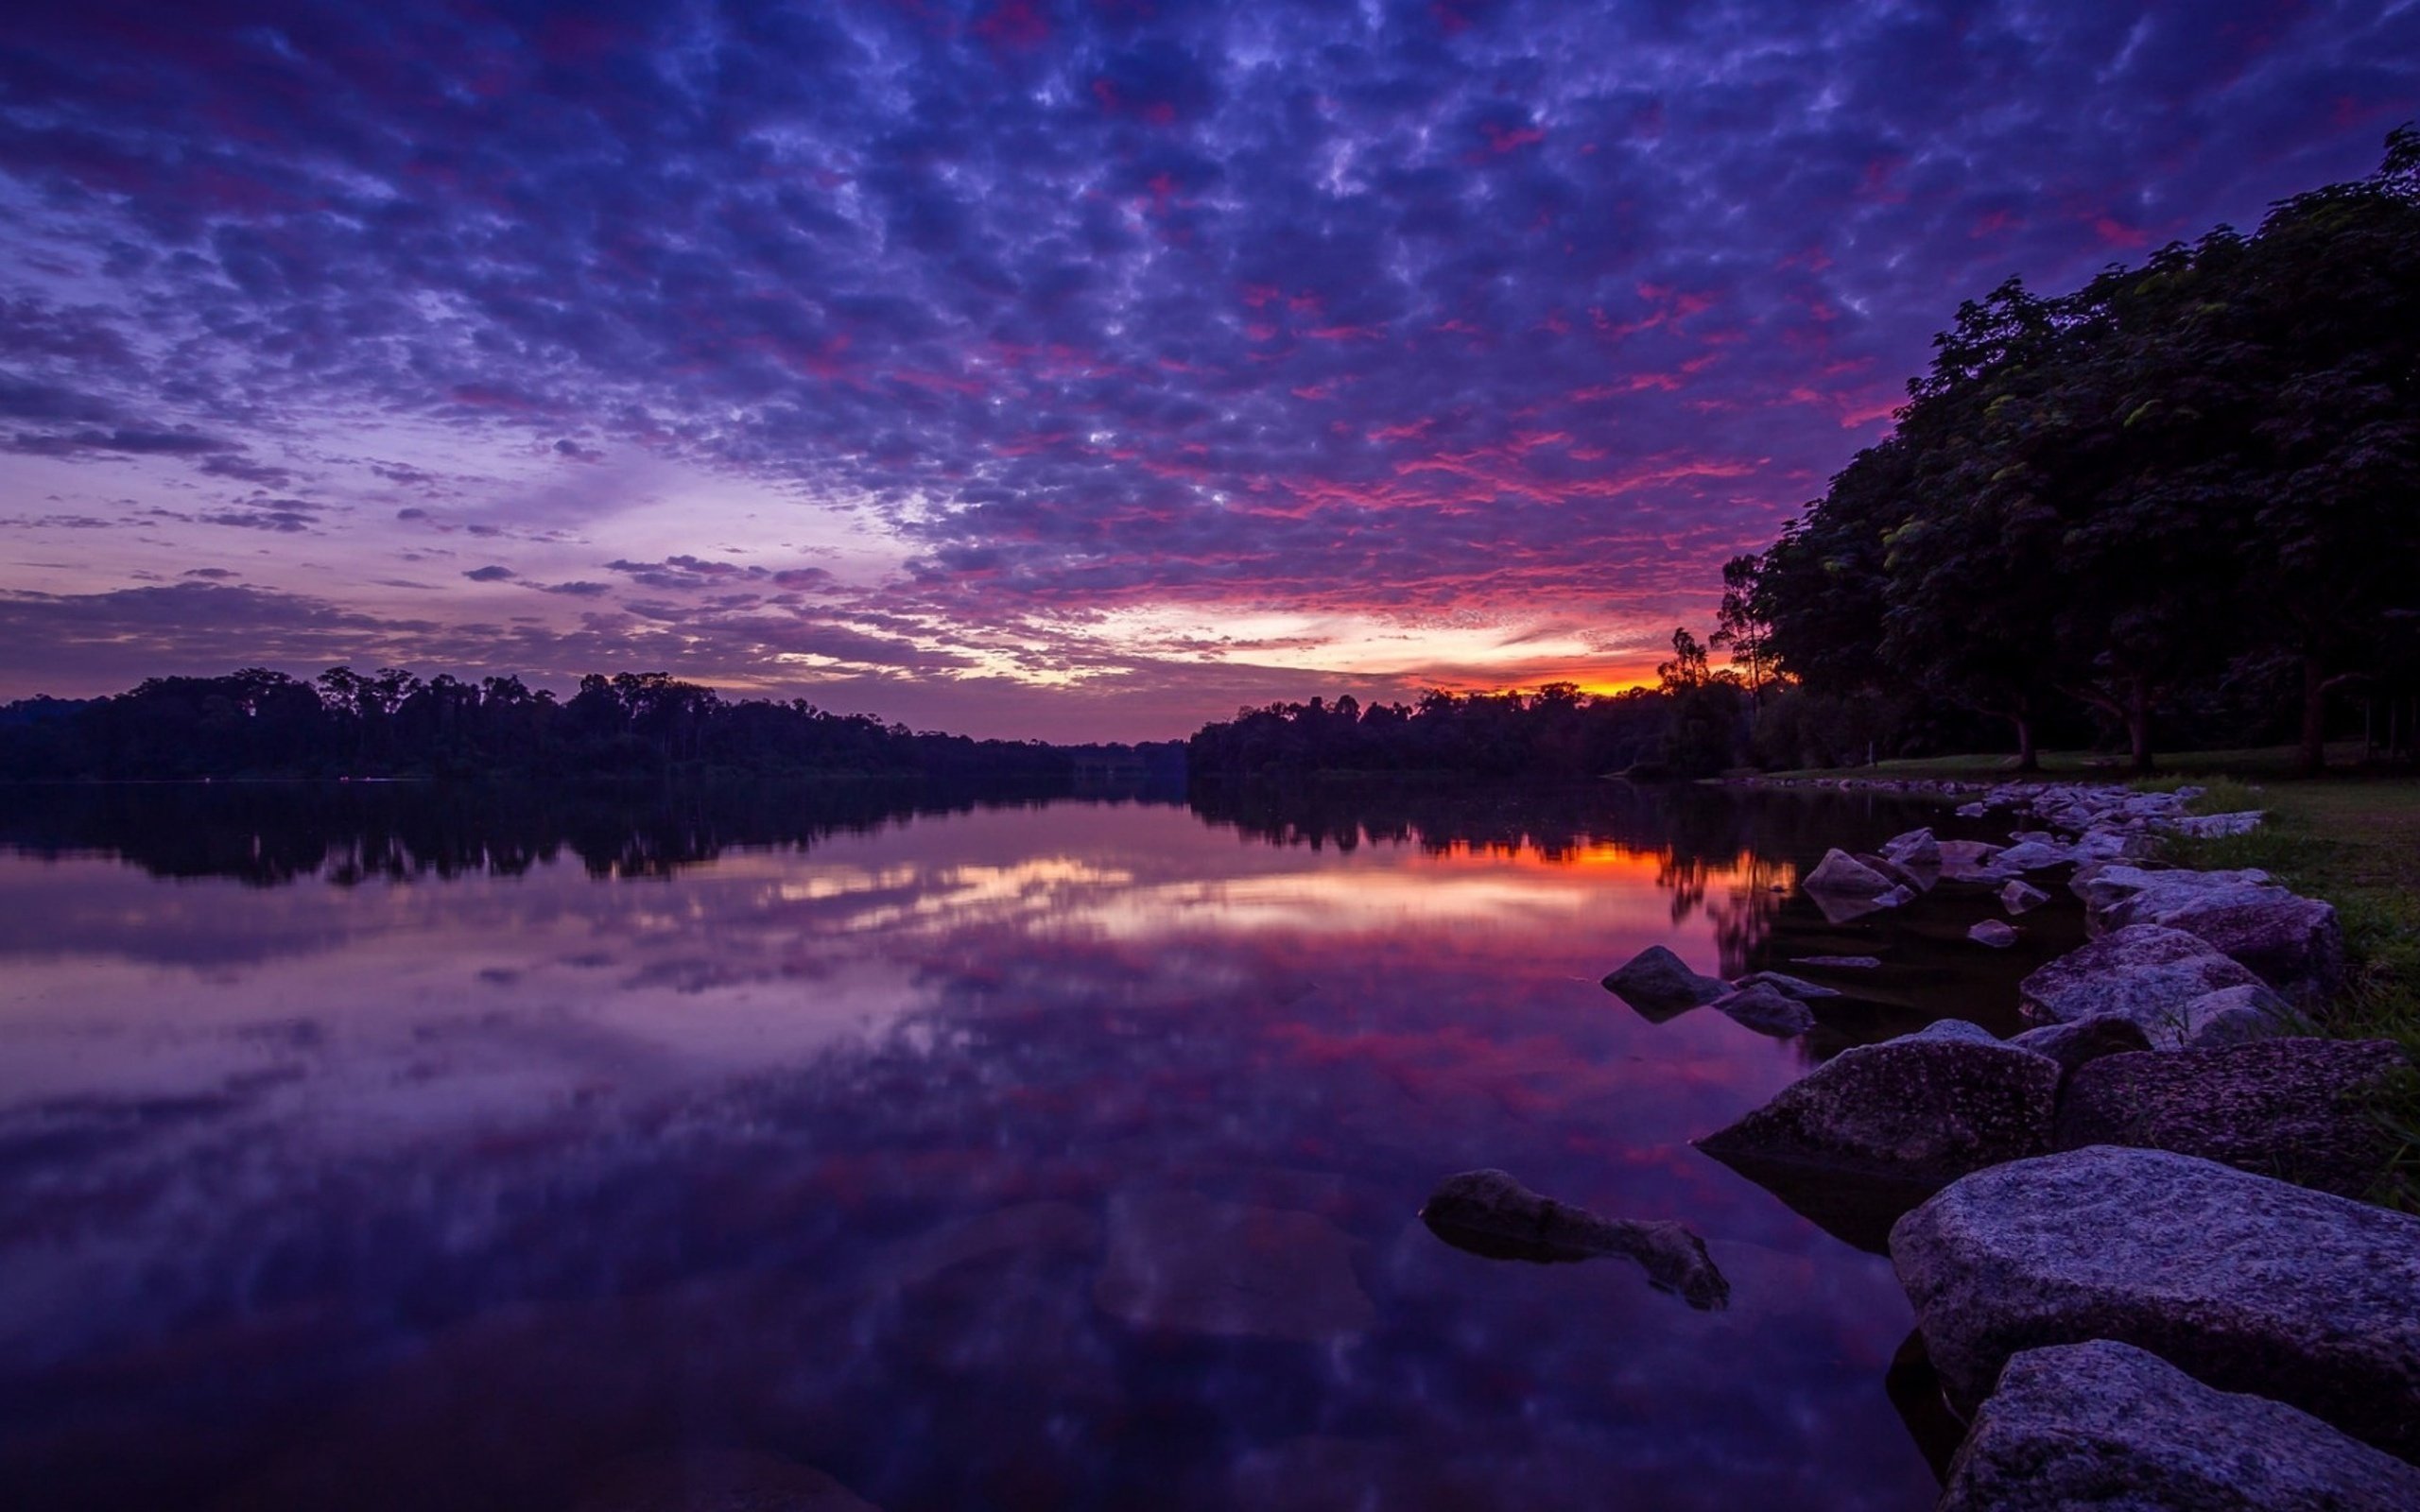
[462,565,518,583]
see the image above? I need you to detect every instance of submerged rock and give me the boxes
[1095,1190,1374,1341]
[1936,840,2005,882]
[1599,944,1731,1021]
[2018,925,2269,1046]
[1803,848,1897,897]
[1998,880,2050,915]
[1939,1340,2420,1512]
[1707,983,1814,1038]
[1731,971,1841,1001]
[1966,919,2018,949]
[1695,1020,2059,1187]
[2054,1039,2411,1200]
[2006,1015,2152,1075]
[1889,1146,2420,1460]
[1419,1169,1729,1310]
[1790,954,1881,969]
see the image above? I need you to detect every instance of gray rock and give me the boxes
[1889,1146,2420,1460]
[1998,880,2050,915]
[2171,810,2265,837]
[1095,1190,1375,1341]
[2178,983,2307,1046]
[1599,944,1730,1021]
[1418,1169,1729,1310]
[2082,867,2343,1001]
[1993,839,2074,871]
[2019,925,2270,1047]
[2006,1015,2153,1074]
[2054,1039,2411,1200]
[1803,848,1897,897]
[1791,954,1881,969]
[1707,983,1815,1038]
[1732,971,1842,1001]
[1967,919,2018,949]
[1695,1020,2059,1185]
[1937,839,2006,882]
[1939,1339,2420,1512]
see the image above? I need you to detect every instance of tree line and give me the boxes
[1744,126,2420,774]
[0,666,1182,783]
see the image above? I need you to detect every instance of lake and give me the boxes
[0,780,2079,1511]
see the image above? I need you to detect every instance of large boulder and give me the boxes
[1890,1146,2420,1461]
[1695,1020,2059,1186]
[1599,944,1730,1021]
[1939,1339,2420,1512]
[2173,983,2307,1046]
[1706,982,1814,1038]
[1731,971,1841,1001]
[1998,880,2050,915]
[1802,848,1897,897]
[2054,1039,2411,1200]
[2080,866,2343,1001]
[2018,925,2270,1046]
[1418,1169,1729,1310]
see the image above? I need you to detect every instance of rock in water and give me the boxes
[1889,1146,2420,1461]
[1695,1020,2059,1186]
[1802,848,1897,896]
[1707,983,1814,1038]
[1094,1190,1375,1341]
[2053,1039,2412,1200]
[2018,925,2269,1046]
[2079,866,2343,1001]
[1966,919,2018,949]
[1419,1169,1729,1310]
[2006,1016,2152,1075]
[1730,971,1841,1000]
[1791,954,1881,969]
[1998,880,2050,915]
[1939,1340,2420,1512]
[1599,944,1731,1021]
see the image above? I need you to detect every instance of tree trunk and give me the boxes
[2126,677,2152,775]
[2014,713,2039,773]
[2298,655,2330,777]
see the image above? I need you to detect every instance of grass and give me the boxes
[2155,778,2420,1211]
[1760,741,2377,784]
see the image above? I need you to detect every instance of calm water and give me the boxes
[0,781,2079,1512]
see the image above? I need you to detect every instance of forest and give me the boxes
[0,665,1183,783]
[1191,127,2420,780]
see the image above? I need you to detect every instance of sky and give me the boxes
[2,2,2415,741]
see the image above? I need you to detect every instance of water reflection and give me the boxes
[0,782,2069,1511]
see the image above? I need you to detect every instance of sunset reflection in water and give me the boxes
[0,782,2056,1512]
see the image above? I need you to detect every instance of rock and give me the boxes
[1706,983,1814,1038]
[1857,851,1931,891]
[2174,983,2306,1046]
[2171,810,2265,837]
[2006,1016,2152,1074]
[2018,925,2270,1047]
[2054,1039,2411,1200]
[572,1448,882,1512]
[1998,880,2049,915]
[1954,801,1989,818]
[1802,848,1897,897]
[1889,1146,2420,1460]
[1731,971,1841,1000]
[1094,1190,1375,1341]
[1599,944,1731,1021]
[1418,1169,1728,1309]
[1791,954,1880,969]
[1967,919,2018,949]
[2079,867,2343,1001]
[1938,1339,2420,1512]
[1936,839,2005,882]
[1695,1020,2059,1186]
[1879,828,1942,870]
[1993,839,2074,871]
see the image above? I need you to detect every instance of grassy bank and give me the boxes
[1761,740,2380,784]
[2156,777,2420,1209]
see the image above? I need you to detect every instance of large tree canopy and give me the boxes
[1748,127,2420,773]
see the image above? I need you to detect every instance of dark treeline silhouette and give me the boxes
[1734,126,2420,774]
[0,776,1183,885]
[0,666,1185,785]
[1185,684,1684,779]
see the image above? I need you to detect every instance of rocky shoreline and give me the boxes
[1599,778,2420,1507]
